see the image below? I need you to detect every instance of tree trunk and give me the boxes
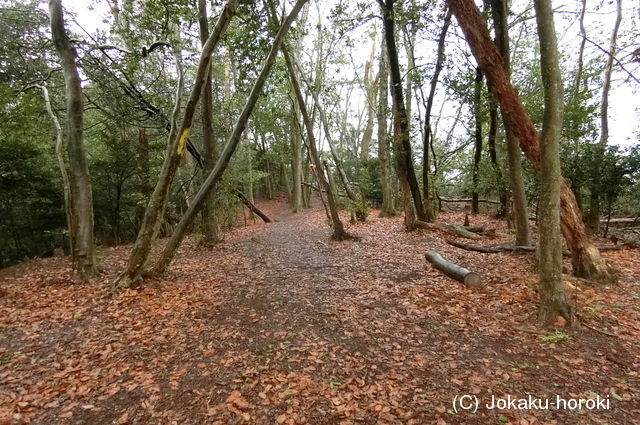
[298,73,357,202]
[377,36,396,217]
[291,101,303,212]
[471,67,483,214]
[447,0,617,284]
[149,0,311,275]
[489,0,530,246]
[198,0,221,244]
[49,0,97,281]
[39,84,73,257]
[360,35,378,162]
[116,1,238,287]
[487,98,507,217]
[236,191,272,223]
[379,0,426,226]
[280,42,350,240]
[587,0,622,233]
[421,8,451,222]
[534,0,574,325]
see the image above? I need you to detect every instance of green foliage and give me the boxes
[0,129,64,266]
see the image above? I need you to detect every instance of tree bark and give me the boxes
[49,0,97,281]
[378,0,426,227]
[116,1,238,287]
[472,67,483,214]
[534,0,574,325]
[425,251,482,287]
[447,0,617,284]
[489,0,530,246]
[198,0,221,244]
[149,0,311,275]
[377,36,396,217]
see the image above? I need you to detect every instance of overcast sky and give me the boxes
[68,0,639,148]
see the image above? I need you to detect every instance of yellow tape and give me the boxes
[177,128,191,155]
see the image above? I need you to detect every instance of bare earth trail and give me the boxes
[1,198,639,424]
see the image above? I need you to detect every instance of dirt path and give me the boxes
[1,198,639,424]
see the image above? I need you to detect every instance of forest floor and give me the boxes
[1,197,639,425]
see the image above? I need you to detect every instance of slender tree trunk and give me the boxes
[298,73,357,201]
[588,0,622,233]
[379,0,426,227]
[487,98,507,216]
[39,84,73,256]
[471,67,483,214]
[490,0,530,245]
[198,0,221,244]
[377,37,396,217]
[291,101,303,212]
[150,0,311,275]
[360,35,378,162]
[49,0,97,281]
[447,0,617,284]
[421,8,451,222]
[281,44,349,239]
[116,1,238,287]
[534,0,574,324]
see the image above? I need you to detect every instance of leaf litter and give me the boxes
[0,198,639,424]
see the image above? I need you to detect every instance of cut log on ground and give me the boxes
[415,220,482,240]
[424,251,482,287]
[236,192,272,223]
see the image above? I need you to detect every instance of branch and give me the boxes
[585,37,640,85]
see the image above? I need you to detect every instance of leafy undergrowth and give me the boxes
[1,198,639,425]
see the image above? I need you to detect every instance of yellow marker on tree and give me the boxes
[177,128,191,155]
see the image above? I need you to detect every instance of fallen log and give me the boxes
[447,239,501,253]
[415,220,482,240]
[235,192,272,223]
[463,225,496,236]
[424,251,482,287]
[441,198,501,205]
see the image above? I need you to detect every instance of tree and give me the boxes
[150,0,311,276]
[116,0,239,287]
[446,0,617,284]
[587,0,623,232]
[378,0,426,229]
[418,8,451,221]
[198,0,221,243]
[377,36,396,218]
[489,0,530,245]
[534,0,574,324]
[49,0,97,281]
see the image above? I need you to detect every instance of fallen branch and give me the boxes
[416,220,482,240]
[581,322,618,338]
[424,251,482,287]
[441,198,501,205]
[447,239,501,253]
[235,192,272,223]
[463,225,496,236]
